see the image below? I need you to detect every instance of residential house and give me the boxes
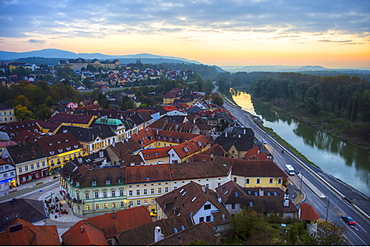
[150,222,222,246]
[0,141,17,157]
[214,128,255,159]
[299,203,320,236]
[206,112,234,131]
[61,206,152,245]
[2,142,48,185]
[0,120,41,139]
[163,88,183,105]
[0,218,59,246]
[0,158,16,195]
[93,118,127,141]
[155,181,231,231]
[0,199,48,231]
[57,125,116,154]
[216,181,297,218]
[0,104,16,124]
[36,132,85,174]
[116,214,194,246]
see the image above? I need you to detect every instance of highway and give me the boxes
[223,99,370,246]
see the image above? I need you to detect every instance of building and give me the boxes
[0,158,16,195]
[0,218,59,246]
[155,181,231,230]
[163,88,183,105]
[0,104,16,125]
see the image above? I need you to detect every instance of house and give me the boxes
[47,112,96,128]
[299,203,320,236]
[0,218,59,246]
[58,99,78,109]
[0,104,16,124]
[61,206,152,246]
[0,158,16,195]
[0,120,41,139]
[155,181,231,232]
[2,142,48,185]
[163,88,183,105]
[93,117,127,141]
[216,181,297,218]
[243,146,272,160]
[36,132,85,175]
[0,199,48,231]
[206,112,234,131]
[57,125,116,154]
[214,128,255,159]
[150,222,221,246]
[116,214,194,245]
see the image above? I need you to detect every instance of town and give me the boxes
[0,59,361,245]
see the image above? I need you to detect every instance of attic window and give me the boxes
[191,197,196,202]
[180,225,185,231]
[49,143,52,146]
[58,149,63,153]
[49,151,54,155]
[106,179,111,185]
[249,201,253,207]
[182,191,187,196]
[273,192,277,196]
[57,141,61,144]
[183,147,189,152]
[146,177,150,180]
[224,190,229,195]
[173,227,178,233]
[66,147,71,151]
[154,152,158,156]
[92,181,97,186]
[74,145,78,148]
[267,192,271,196]
[179,188,184,193]
[146,154,149,158]
[66,139,68,142]
[234,192,239,197]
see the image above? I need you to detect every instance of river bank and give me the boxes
[256,98,370,153]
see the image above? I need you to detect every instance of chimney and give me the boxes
[244,128,246,134]
[283,191,290,207]
[201,185,206,194]
[112,212,116,219]
[259,188,264,196]
[225,132,227,138]
[154,226,164,242]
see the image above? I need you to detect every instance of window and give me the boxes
[158,188,162,194]
[180,225,185,230]
[136,190,140,196]
[199,217,204,222]
[278,178,282,184]
[92,181,97,186]
[246,178,250,184]
[118,178,123,184]
[112,202,116,208]
[106,179,110,185]
[30,164,34,170]
[120,201,124,207]
[129,201,133,207]
[96,204,100,210]
[232,203,235,209]
[129,190,133,196]
[112,190,116,197]
[36,163,40,168]
[18,167,22,173]
[86,205,90,211]
[104,203,108,209]
[94,192,99,198]
[24,165,28,171]
[269,178,273,184]
[206,216,211,222]
[42,161,46,167]
[256,178,260,184]
[143,189,147,195]
[76,192,80,200]
[85,193,89,199]
[173,227,178,233]
[136,200,141,206]
[204,204,211,210]
[151,188,155,194]
[120,189,124,196]
[103,191,107,198]
[165,187,169,193]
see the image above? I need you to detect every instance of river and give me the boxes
[232,90,370,197]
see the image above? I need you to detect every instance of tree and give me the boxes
[315,221,346,246]
[211,93,224,106]
[14,105,34,120]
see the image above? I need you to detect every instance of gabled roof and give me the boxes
[5,142,45,164]
[300,203,320,221]
[244,146,269,160]
[61,220,108,246]
[87,206,152,239]
[223,158,287,178]
[35,120,62,133]
[239,195,297,214]
[150,222,219,246]
[11,130,42,144]
[47,112,95,125]
[116,214,194,246]
[56,125,115,142]
[171,135,211,159]
[125,164,172,184]
[214,132,254,151]
[156,181,229,219]
[0,218,60,246]
[36,132,83,156]
[1,120,40,138]
[216,180,247,204]
[140,146,172,160]
[0,199,47,231]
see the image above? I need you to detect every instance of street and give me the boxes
[223,99,370,246]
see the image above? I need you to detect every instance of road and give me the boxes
[223,99,370,246]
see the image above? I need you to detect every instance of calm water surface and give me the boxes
[232,90,370,196]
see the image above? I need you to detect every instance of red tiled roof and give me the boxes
[11,130,42,144]
[61,220,108,246]
[171,135,210,159]
[47,112,95,124]
[125,164,172,184]
[244,146,269,160]
[87,206,153,238]
[0,218,60,246]
[300,203,320,221]
[140,146,172,160]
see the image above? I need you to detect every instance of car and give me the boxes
[341,215,356,225]
[150,209,157,217]
[262,139,267,144]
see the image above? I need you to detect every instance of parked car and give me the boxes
[341,215,356,225]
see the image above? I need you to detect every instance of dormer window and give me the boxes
[49,143,52,146]
[92,181,97,186]
[49,151,54,155]
[58,149,63,153]
[106,179,111,185]
[118,178,123,184]
[74,145,78,148]
[76,182,80,187]
[66,147,71,151]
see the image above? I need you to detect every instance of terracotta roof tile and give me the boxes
[61,220,108,246]
[300,203,320,221]
[125,164,172,184]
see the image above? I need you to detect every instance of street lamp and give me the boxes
[325,197,330,222]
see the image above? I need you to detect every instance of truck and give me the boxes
[285,164,295,176]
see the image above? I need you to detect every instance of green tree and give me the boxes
[315,221,346,246]
[14,105,34,120]
[211,93,224,106]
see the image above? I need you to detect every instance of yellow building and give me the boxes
[0,104,16,124]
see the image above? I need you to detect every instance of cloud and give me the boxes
[0,0,369,42]
[27,39,45,44]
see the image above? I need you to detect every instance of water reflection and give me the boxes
[232,90,370,196]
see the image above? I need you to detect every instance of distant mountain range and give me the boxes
[0,48,202,65]
[222,65,370,73]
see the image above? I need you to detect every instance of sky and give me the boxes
[0,0,369,68]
